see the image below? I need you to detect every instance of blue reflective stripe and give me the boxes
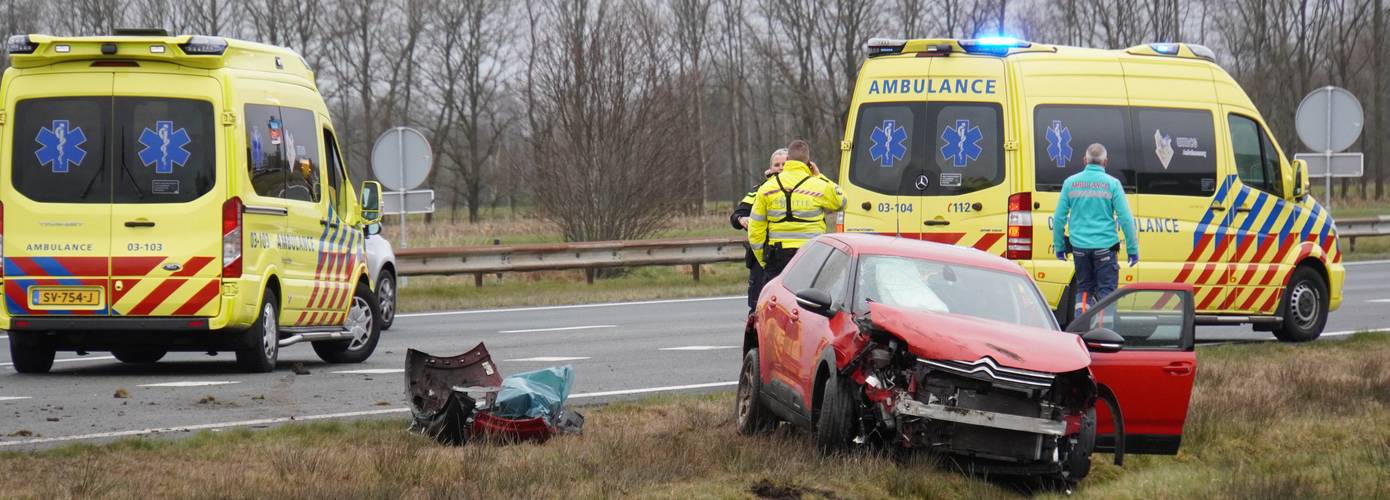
[1235,192,1269,248]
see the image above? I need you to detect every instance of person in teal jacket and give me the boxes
[1053,143,1139,317]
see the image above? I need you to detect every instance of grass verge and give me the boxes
[4,333,1388,499]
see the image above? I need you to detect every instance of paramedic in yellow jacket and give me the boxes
[748,139,846,283]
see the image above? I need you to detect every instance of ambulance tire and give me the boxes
[112,349,167,364]
[1272,266,1329,343]
[312,281,381,364]
[8,333,55,374]
[236,290,281,373]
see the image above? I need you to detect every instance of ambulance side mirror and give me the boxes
[360,181,383,223]
[1289,159,1309,201]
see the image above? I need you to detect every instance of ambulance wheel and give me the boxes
[236,290,281,373]
[1273,266,1328,342]
[376,270,396,331]
[313,281,381,363]
[8,333,55,374]
[112,349,166,364]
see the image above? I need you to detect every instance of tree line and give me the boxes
[0,0,1383,242]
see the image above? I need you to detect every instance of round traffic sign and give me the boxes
[371,127,433,191]
[1295,86,1363,153]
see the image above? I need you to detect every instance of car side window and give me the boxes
[1132,108,1217,197]
[781,243,832,292]
[1034,105,1134,192]
[1259,124,1285,196]
[809,249,851,308]
[244,104,287,199]
[1228,115,1267,192]
[1085,289,1188,349]
[278,107,321,202]
[324,129,348,216]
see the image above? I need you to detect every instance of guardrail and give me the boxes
[395,236,747,284]
[1339,215,1390,252]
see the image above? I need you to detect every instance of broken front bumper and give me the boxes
[894,399,1066,436]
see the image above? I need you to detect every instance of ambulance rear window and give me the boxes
[849,102,1004,196]
[11,97,111,204]
[113,97,216,203]
[1033,105,1135,192]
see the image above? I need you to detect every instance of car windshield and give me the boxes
[854,255,1057,330]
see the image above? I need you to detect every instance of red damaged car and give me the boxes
[736,234,1197,486]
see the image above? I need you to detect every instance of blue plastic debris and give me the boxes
[493,365,575,423]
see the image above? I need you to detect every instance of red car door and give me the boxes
[1067,283,1198,455]
[757,243,833,405]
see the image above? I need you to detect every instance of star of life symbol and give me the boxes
[138,121,192,174]
[940,119,983,168]
[35,120,88,173]
[870,119,908,168]
[1046,120,1072,168]
[1154,129,1174,169]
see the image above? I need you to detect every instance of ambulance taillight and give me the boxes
[222,197,243,278]
[1006,192,1032,260]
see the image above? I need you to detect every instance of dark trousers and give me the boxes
[1073,247,1118,317]
[746,266,766,312]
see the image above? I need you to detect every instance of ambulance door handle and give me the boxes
[124,220,155,228]
[924,220,951,226]
[1235,206,1253,214]
[1209,205,1227,213]
[320,219,339,229]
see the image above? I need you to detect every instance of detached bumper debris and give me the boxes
[405,342,583,445]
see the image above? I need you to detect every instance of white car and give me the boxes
[365,223,398,330]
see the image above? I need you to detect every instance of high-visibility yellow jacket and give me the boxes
[748,160,846,266]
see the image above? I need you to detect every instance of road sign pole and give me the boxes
[396,128,408,288]
[1325,87,1333,211]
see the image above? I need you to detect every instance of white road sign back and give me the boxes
[1295,86,1363,153]
[371,127,433,191]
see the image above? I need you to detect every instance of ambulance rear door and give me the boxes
[107,72,223,318]
[844,55,1011,252]
[3,72,114,316]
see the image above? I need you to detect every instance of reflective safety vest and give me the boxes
[748,160,846,266]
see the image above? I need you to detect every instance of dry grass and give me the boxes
[5,333,1389,499]
[384,209,735,248]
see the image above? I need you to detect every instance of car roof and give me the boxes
[820,233,1026,276]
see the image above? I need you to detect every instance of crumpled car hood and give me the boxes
[867,302,1091,374]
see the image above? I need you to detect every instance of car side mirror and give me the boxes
[1082,328,1124,353]
[365,222,381,236]
[794,289,835,317]
[360,181,383,223]
[1290,159,1309,200]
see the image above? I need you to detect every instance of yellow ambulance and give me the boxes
[837,37,1343,341]
[1,31,384,372]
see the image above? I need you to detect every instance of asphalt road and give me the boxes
[2,260,1387,448]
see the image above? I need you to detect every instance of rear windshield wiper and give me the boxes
[118,127,145,200]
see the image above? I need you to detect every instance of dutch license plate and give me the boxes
[30,287,102,307]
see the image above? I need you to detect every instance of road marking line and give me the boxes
[138,381,240,388]
[331,368,405,375]
[1,356,115,368]
[503,356,590,362]
[0,380,741,447]
[1368,299,1390,304]
[0,335,7,340]
[659,346,739,351]
[397,295,743,319]
[498,325,616,334]
[1343,259,1390,266]
[1197,328,1386,346]
[0,397,31,401]
[569,381,738,399]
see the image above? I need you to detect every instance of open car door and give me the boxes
[1067,282,1197,457]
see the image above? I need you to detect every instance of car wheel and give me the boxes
[313,281,381,363]
[1273,266,1328,342]
[236,289,280,373]
[815,372,858,454]
[8,332,55,374]
[735,348,776,435]
[112,349,167,364]
[376,270,396,331]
